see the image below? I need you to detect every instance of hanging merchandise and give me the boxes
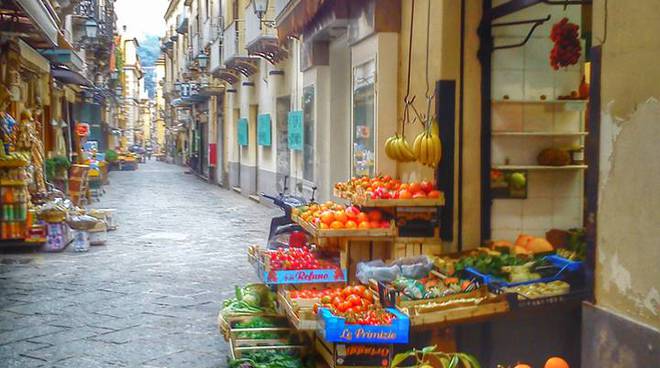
[411,0,442,168]
[384,0,417,164]
[550,18,582,70]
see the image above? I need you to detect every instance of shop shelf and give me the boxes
[492,131,588,136]
[334,188,444,208]
[491,164,588,170]
[317,307,410,344]
[491,99,588,105]
[501,288,589,310]
[294,216,396,239]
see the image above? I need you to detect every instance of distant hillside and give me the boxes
[137,34,161,98]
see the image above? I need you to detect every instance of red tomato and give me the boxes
[369,221,381,229]
[409,182,422,194]
[339,302,352,313]
[427,190,441,199]
[332,296,343,307]
[346,294,362,307]
[345,206,360,219]
[420,180,433,193]
[354,285,367,294]
[367,211,383,222]
[412,192,427,199]
[289,290,298,299]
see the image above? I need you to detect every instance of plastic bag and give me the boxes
[392,255,434,279]
[356,260,401,284]
[67,215,100,231]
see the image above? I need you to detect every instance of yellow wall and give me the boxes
[397,0,482,248]
[591,0,660,330]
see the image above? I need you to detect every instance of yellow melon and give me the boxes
[528,238,554,253]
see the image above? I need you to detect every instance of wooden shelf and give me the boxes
[492,99,588,105]
[492,131,588,137]
[492,165,588,170]
[334,189,445,207]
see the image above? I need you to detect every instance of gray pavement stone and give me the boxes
[0,161,277,366]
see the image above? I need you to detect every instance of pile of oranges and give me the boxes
[514,356,570,368]
[293,201,390,230]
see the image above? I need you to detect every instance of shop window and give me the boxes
[352,60,376,177]
[303,86,315,182]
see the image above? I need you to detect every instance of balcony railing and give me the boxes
[245,4,277,48]
[222,20,245,62]
[176,12,189,34]
[209,37,222,73]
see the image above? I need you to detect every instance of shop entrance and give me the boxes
[275,96,291,189]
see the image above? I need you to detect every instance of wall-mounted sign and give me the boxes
[287,110,303,151]
[238,118,248,146]
[257,113,271,146]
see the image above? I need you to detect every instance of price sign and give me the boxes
[238,118,248,146]
[288,110,303,151]
[257,114,271,146]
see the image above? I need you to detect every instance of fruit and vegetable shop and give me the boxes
[216,1,656,368]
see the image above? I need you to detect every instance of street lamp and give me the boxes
[84,18,98,39]
[252,0,272,29]
[197,53,209,69]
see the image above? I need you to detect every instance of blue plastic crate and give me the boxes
[317,307,409,344]
[464,266,566,288]
[545,255,583,272]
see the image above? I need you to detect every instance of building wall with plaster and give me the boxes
[582,0,660,366]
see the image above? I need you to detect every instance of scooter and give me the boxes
[260,176,317,248]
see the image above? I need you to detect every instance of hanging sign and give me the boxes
[288,110,303,151]
[238,118,248,146]
[257,114,271,146]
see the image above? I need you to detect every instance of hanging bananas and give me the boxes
[413,126,442,167]
[385,134,416,162]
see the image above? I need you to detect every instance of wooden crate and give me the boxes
[315,337,394,368]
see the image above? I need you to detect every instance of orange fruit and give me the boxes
[330,221,345,229]
[514,364,532,368]
[358,221,370,229]
[409,182,422,194]
[427,190,441,199]
[313,210,323,219]
[356,213,369,223]
[369,221,380,229]
[399,189,412,199]
[367,211,382,222]
[335,211,348,223]
[545,357,569,368]
[319,223,329,229]
[333,204,345,211]
[321,211,335,225]
[399,183,409,191]
[345,220,357,229]
[325,201,334,208]
[412,192,427,199]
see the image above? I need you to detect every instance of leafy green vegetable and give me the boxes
[228,350,307,368]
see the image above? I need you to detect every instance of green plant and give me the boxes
[45,156,71,180]
[392,346,481,368]
[105,149,118,162]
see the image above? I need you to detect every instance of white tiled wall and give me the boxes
[490,3,585,241]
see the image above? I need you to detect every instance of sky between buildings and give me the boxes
[115,0,168,38]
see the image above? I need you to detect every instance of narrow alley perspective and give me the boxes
[1,0,659,368]
[1,162,277,367]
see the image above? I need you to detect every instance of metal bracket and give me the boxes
[492,15,551,50]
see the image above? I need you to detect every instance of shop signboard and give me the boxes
[238,118,248,146]
[287,110,303,151]
[257,113,271,146]
[263,268,347,285]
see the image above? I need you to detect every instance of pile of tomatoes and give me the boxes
[314,285,395,326]
[335,176,442,200]
[293,201,389,230]
[550,17,581,70]
[267,247,330,270]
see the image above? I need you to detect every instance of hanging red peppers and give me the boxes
[549,17,581,70]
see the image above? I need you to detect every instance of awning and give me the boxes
[51,64,93,87]
[276,0,331,41]
[18,39,50,73]
[15,0,59,47]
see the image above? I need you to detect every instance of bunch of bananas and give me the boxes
[0,151,30,161]
[413,129,442,167]
[385,134,416,162]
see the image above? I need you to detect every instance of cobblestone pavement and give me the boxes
[0,161,278,367]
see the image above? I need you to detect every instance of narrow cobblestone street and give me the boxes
[0,162,278,367]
